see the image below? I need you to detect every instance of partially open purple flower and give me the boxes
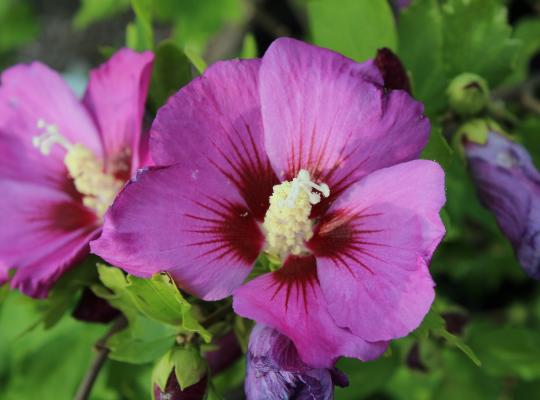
[93,38,445,367]
[465,131,540,278]
[246,324,348,400]
[0,49,153,297]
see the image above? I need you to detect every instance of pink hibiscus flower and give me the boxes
[92,38,445,367]
[0,49,153,297]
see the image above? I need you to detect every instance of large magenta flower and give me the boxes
[0,49,153,297]
[93,38,445,367]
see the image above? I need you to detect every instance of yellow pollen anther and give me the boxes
[263,169,330,260]
[33,119,123,218]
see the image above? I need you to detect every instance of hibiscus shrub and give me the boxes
[1,0,540,399]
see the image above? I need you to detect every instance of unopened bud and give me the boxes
[153,371,207,400]
[447,73,489,116]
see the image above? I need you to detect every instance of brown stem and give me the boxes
[74,317,127,400]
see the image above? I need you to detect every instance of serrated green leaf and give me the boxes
[127,273,191,325]
[95,265,211,343]
[172,346,207,390]
[308,0,397,62]
[442,0,520,87]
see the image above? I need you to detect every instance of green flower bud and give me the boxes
[453,118,507,156]
[447,73,489,116]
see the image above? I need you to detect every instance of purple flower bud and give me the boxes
[72,288,120,323]
[374,48,412,94]
[245,324,348,400]
[153,371,207,400]
[465,131,540,278]
[205,331,242,375]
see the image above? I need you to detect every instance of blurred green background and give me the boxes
[2,0,540,399]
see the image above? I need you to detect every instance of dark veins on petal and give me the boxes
[183,196,264,265]
[39,201,98,232]
[283,123,373,219]
[270,255,319,312]
[207,120,279,222]
[308,209,386,275]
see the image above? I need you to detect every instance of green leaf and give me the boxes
[519,116,540,167]
[0,292,112,400]
[152,351,175,393]
[308,0,397,62]
[184,47,207,74]
[0,0,39,54]
[150,40,193,108]
[398,0,447,116]
[506,18,540,84]
[240,33,258,59]
[107,316,177,364]
[73,0,130,30]
[126,0,153,51]
[412,307,481,366]
[211,357,245,397]
[234,316,254,353]
[468,324,540,379]
[421,125,453,171]
[413,307,446,341]
[127,273,192,325]
[434,349,500,400]
[441,0,520,87]
[95,265,211,343]
[23,256,100,331]
[161,0,245,54]
[335,350,400,399]
[172,346,207,390]
[438,329,481,367]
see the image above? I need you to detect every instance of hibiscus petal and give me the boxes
[233,255,388,368]
[83,49,154,174]
[0,62,102,164]
[0,179,99,297]
[0,132,75,194]
[150,59,278,221]
[308,160,445,342]
[91,162,265,300]
[259,38,429,214]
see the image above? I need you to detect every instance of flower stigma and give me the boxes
[263,169,330,260]
[33,119,124,218]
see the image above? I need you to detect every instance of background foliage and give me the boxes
[1,0,540,399]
